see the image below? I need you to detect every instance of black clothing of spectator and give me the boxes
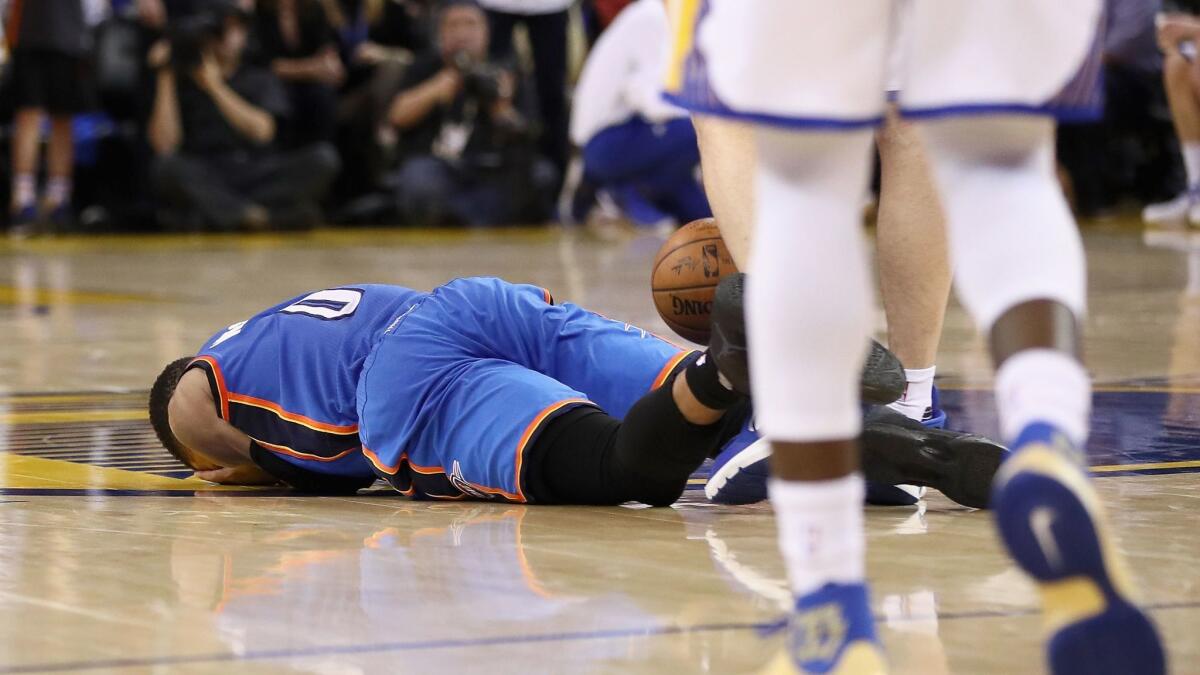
[253,0,344,146]
[394,53,521,161]
[485,9,569,181]
[7,0,89,54]
[6,0,97,114]
[176,65,291,156]
[147,8,340,232]
[386,2,555,226]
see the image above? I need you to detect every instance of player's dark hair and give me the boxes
[149,357,199,470]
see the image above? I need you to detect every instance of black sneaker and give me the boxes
[861,406,1009,509]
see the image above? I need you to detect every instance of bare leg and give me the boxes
[1146,49,1200,225]
[692,114,756,268]
[1167,50,1200,146]
[876,106,950,372]
[44,116,75,211]
[46,117,74,186]
[10,109,42,212]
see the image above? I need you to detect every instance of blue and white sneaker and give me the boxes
[923,385,947,429]
[992,422,1165,675]
[760,583,887,674]
[706,414,770,505]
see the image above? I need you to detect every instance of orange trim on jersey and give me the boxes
[226,392,359,435]
[254,438,357,463]
[651,351,695,390]
[362,446,402,475]
[541,287,553,305]
[190,356,230,420]
[512,398,592,502]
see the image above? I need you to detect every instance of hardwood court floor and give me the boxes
[0,224,1197,674]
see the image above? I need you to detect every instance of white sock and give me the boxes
[45,176,71,208]
[769,474,865,596]
[888,366,936,422]
[12,174,35,210]
[1184,143,1200,189]
[995,349,1091,447]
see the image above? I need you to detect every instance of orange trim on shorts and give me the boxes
[363,446,402,475]
[254,438,357,463]
[541,287,554,305]
[190,356,230,421]
[651,351,694,390]
[512,398,592,502]
[226,392,359,435]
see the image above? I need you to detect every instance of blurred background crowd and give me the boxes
[1,0,1199,234]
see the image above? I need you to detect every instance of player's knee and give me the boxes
[920,116,1054,175]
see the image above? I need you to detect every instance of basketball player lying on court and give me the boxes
[148,276,1004,506]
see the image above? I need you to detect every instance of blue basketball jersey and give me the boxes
[188,285,425,476]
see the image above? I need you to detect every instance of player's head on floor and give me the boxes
[150,357,199,469]
[149,357,249,473]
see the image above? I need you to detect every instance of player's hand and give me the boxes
[193,464,280,486]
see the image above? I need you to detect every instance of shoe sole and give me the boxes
[705,436,771,504]
[861,412,1007,509]
[992,445,1166,675]
[861,340,905,405]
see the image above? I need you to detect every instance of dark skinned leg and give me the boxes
[990,299,1082,366]
[770,441,859,481]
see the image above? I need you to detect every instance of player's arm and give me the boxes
[169,369,275,483]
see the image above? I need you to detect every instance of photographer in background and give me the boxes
[4,0,99,235]
[387,0,554,226]
[255,0,344,147]
[147,0,339,231]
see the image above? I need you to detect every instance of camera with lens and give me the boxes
[165,6,229,72]
[451,51,503,104]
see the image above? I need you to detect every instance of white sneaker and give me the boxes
[1143,191,1193,227]
[1188,199,1200,228]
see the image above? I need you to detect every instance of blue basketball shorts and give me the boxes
[356,277,694,502]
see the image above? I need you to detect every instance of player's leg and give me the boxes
[9,107,43,225]
[44,115,75,222]
[691,115,756,267]
[747,125,886,675]
[876,106,950,424]
[666,0,891,669]
[525,363,741,506]
[918,114,1165,675]
[1143,45,1200,226]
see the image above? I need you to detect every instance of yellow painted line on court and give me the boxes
[0,394,144,405]
[0,286,164,306]
[1091,459,1200,473]
[0,226,560,255]
[0,410,145,425]
[0,454,246,490]
[937,383,1200,394]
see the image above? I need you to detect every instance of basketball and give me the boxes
[651,218,739,344]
